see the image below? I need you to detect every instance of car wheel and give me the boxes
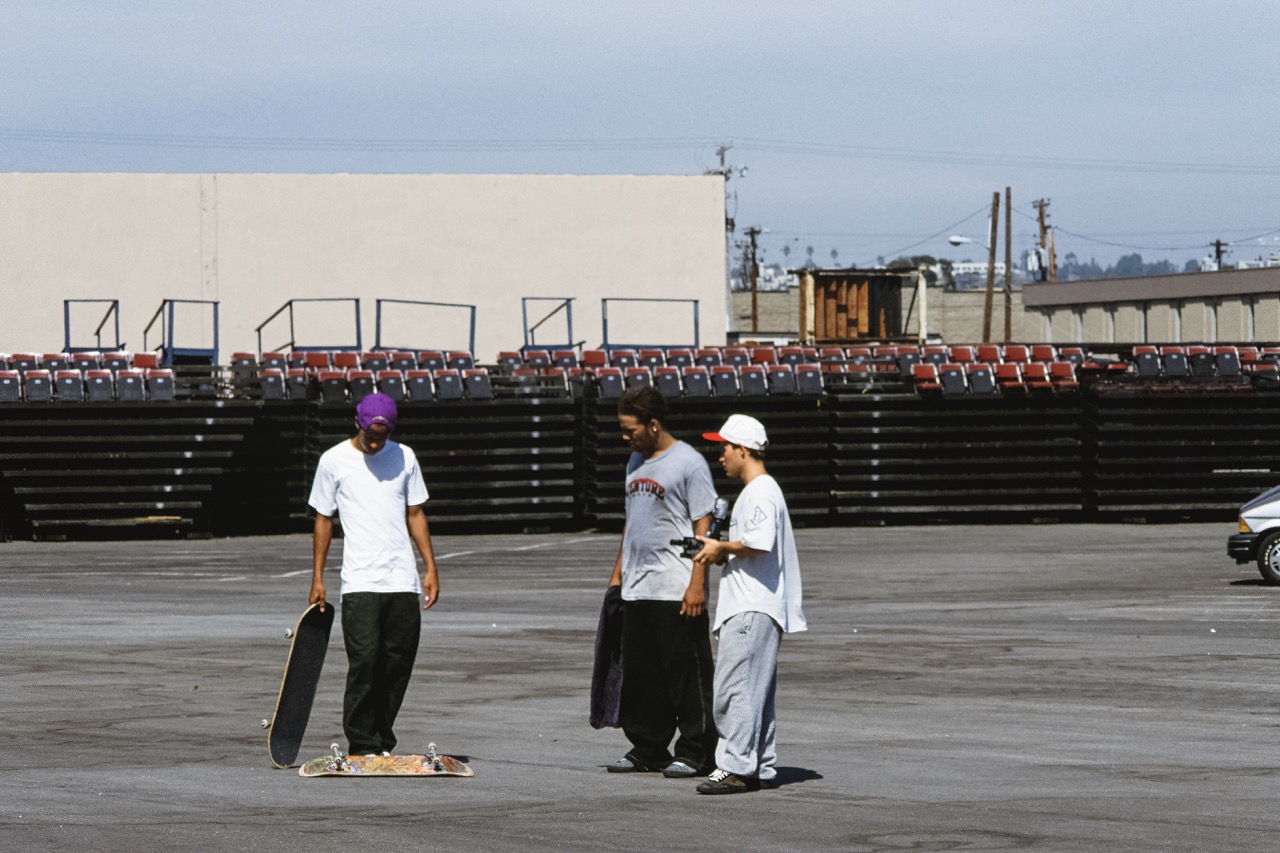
[1256,532,1280,584]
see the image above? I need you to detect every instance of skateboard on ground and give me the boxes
[266,603,335,769]
[300,743,475,778]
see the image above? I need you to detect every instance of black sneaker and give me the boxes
[696,768,761,795]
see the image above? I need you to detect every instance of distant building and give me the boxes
[731,263,798,293]
[1022,266,1280,344]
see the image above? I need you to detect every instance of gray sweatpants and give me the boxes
[712,610,782,780]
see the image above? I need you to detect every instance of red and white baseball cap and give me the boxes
[703,414,768,451]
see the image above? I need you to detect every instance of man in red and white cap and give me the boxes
[692,414,807,794]
[307,392,441,756]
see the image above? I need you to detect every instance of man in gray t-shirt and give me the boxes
[606,387,719,777]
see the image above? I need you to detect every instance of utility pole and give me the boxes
[1032,198,1058,283]
[744,226,762,334]
[1212,239,1229,270]
[706,143,739,337]
[1004,186,1013,344]
[982,191,1000,344]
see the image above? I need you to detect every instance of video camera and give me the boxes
[671,497,730,559]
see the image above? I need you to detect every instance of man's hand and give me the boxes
[309,579,327,612]
[680,582,706,618]
[422,573,439,610]
[692,536,728,569]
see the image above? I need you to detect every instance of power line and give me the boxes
[759,205,996,267]
[731,137,1280,177]
[1009,206,1280,252]
[0,127,713,153]
[876,205,992,260]
[4,126,1280,177]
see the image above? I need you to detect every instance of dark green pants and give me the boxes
[619,599,717,771]
[341,592,421,755]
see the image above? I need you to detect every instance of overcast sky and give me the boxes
[3,1,1277,270]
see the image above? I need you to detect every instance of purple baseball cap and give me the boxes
[356,393,397,432]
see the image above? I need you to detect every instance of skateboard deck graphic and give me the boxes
[300,743,474,778]
[267,603,335,769]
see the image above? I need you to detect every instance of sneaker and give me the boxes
[696,768,761,795]
[662,758,699,778]
[607,755,657,773]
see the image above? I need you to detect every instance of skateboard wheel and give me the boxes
[285,629,293,638]
[261,719,269,729]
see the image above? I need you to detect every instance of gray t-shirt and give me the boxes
[621,441,718,601]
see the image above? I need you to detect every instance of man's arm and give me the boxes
[406,504,440,610]
[680,513,713,617]
[608,525,625,588]
[692,536,767,569]
[311,513,334,611]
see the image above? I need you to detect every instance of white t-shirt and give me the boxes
[713,474,807,635]
[621,441,718,601]
[307,438,429,597]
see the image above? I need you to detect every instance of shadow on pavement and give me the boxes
[770,766,822,788]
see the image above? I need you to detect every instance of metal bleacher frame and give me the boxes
[8,338,1280,539]
[374,299,475,356]
[63,299,124,354]
[600,297,699,355]
[255,298,362,356]
[521,297,579,358]
[143,299,220,366]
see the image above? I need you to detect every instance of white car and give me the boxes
[1228,485,1280,583]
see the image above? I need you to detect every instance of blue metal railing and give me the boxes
[521,297,579,354]
[601,297,700,354]
[142,299,220,366]
[254,298,361,357]
[64,299,123,353]
[375,299,476,355]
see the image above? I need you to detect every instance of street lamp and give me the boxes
[949,213,1001,343]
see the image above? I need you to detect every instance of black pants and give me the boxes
[341,592,421,755]
[619,599,717,771]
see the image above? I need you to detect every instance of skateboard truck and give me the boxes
[423,742,443,772]
[326,743,351,773]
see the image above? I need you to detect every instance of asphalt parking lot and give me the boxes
[3,522,1279,852]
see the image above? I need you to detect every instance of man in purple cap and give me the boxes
[307,392,441,756]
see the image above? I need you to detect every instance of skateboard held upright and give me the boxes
[267,603,335,768]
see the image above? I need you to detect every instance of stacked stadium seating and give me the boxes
[565,345,829,400]
[4,343,1278,405]
[232,350,490,403]
[0,351,173,403]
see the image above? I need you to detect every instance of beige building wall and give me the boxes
[1256,296,1280,340]
[1218,298,1249,341]
[0,173,727,359]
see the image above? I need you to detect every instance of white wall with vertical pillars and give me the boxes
[0,173,727,359]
